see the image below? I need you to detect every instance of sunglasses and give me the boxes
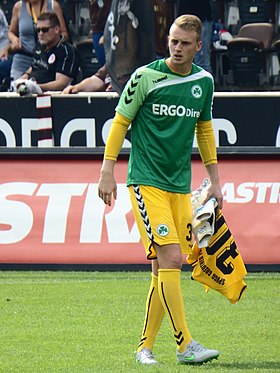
[36,26,54,33]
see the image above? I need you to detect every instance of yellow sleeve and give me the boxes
[195,120,217,166]
[104,112,131,161]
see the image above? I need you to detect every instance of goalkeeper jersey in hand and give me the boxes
[187,210,247,304]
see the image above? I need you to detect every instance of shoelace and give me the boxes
[144,350,156,358]
[190,342,206,352]
[137,348,156,360]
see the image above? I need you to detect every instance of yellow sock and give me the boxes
[137,273,165,352]
[158,269,192,352]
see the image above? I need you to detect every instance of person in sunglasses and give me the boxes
[16,11,79,92]
[8,0,68,80]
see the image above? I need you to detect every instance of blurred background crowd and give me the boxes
[1,0,280,93]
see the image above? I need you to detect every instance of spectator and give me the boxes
[88,0,112,67]
[153,0,175,58]
[62,64,112,93]
[178,0,213,73]
[0,8,12,84]
[57,0,74,42]
[8,0,68,80]
[103,0,155,93]
[16,11,79,92]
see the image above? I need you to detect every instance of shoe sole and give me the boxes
[178,355,219,365]
[136,360,158,365]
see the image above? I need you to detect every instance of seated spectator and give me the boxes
[8,0,69,80]
[17,11,79,92]
[0,8,12,84]
[62,64,112,93]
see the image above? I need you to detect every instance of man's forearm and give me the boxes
[39,80,69,92]
[205,163,223,209]
[206,163,220,185]
[39,74,72,92]
[100,159,116,175]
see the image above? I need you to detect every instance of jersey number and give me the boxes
[206,239,239,275]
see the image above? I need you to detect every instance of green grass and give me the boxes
[0,271,279,372]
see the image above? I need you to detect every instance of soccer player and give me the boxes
[98,14,223,365]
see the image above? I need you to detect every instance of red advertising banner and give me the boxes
[0,158,279,264]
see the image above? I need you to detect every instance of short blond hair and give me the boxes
[173,14,202,41]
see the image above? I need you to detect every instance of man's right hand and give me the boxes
[98,160,117,206]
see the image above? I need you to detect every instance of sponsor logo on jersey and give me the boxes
[191,84,202,98]
[152,104,200,118]
[156,224,169,237]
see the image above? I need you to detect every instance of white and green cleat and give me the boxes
[177,339,220,365]
[135,347,158,365]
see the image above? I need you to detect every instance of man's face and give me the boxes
[36,20,60,47]
[168,24,202,68]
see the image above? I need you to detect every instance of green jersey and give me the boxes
[116,59,214,194]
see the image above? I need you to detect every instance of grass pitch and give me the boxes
[0,271,279,372]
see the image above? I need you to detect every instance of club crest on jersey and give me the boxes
[191,84,202,99]
[156,224,169,237]
[48,53,56,64]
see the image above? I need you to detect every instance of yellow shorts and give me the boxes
[128,185,193,260]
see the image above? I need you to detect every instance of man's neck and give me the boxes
[45,35,62,50]
[165,57,192,75]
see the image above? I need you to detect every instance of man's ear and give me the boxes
[196,40,202,52]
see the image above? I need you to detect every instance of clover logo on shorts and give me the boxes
[191,84,202,99]
[156,224,169,237]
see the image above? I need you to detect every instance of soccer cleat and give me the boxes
[135,347,158,365]
[176,339,220,365]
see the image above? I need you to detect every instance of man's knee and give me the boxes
[154,243,183,269]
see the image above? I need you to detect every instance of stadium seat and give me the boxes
[75,38,100,80]
[237,0,276,25]
[237,22,274,49]
[226,22,274,87]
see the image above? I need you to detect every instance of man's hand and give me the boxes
[98,160,117,206]
[62,85,79,94]
[204,182,223,210]
[205,164,223,209]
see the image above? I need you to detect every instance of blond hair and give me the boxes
[173,14,202,41]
